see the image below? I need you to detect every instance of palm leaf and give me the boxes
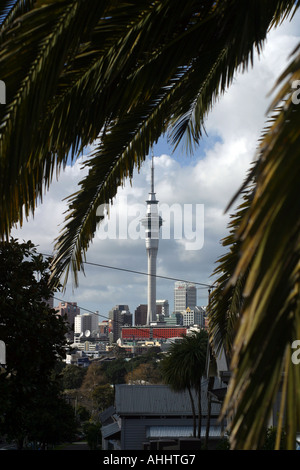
[0,0,298,293]
[221,42,300,450]
[208,181,255,357]
[0,0,33,28]
[0,0,299,451]
[49,0,299,283]
[0,0,297,281]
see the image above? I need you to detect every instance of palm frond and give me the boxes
[208,182,255,357]
[50,0,299,283]
[0,0,298,283]
[50,74,184,286]
[0,0,32,29]
[221,42,300,450]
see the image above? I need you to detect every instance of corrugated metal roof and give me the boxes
[146,425,222,438]
[99,405,116,424]
[115,384,222,416]
[101,421,120,439]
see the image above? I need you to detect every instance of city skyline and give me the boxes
[10,13,300,319]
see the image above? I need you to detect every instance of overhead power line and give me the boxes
[38,252,214,288]
[83,260,213,288]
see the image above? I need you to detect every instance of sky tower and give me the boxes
[141,156,162,325]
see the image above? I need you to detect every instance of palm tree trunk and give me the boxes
[187,386,196,438]
[17,437,24,450]
[205,377,214,448]
[197,387,202,441]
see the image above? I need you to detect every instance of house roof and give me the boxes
[99,405,116,424]
[208,387,227,402]
[101,421,121,439]
[114,384,222,416]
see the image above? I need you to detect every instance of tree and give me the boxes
[26,391,78,449]
[0,238,73,448]
[61,364,87,390]
[260,427,287,450]
[160,330,208,440]
[83,421,102,450]
[76,405,91,424]
[102,358,128,384]
[80,362,107,391]
[0,0,300,450]
[209,158,300,449]
[125,362,163,385]
[92,384,115,412]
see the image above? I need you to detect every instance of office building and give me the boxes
[135,300,169,325]
[55,301,80,341]
[135,304,148,326]
[109,305,132,344]
[74,312,100,344]
[156,300,169,319]
[174,282,197,314]
[182,306,205,327]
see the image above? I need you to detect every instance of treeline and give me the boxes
[61,347,164,417]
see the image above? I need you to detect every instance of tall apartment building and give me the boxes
[74,312,99,336]
[108,305,132,344]
[174,282,197,314]
[55,301,80,341]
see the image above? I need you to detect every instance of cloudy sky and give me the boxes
[11,11,300,322]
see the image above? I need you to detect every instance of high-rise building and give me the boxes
[55,301,80,341]
[108,305,132,344]
[156,300,169,318]
[141,156,163,324]
[135,300,169,325]
[74,312,99,336]
[174,282,197,314]
[135,304,148,326]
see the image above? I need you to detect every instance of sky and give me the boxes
[11,10,300,323]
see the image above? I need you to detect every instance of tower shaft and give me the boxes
[146,248,158,325]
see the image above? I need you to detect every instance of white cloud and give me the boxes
[11,11,300,318]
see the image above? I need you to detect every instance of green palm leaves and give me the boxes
[160,330,208,439]
[209,43,300,449]
[0,0,297,285]
[1,0,300,450]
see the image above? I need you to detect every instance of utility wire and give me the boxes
[38,252,214,288]
[44,249,213,342]
[84,259,213,288]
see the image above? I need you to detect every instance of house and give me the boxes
[205,343,284,434]
[99,406,121,450]
[100,383,225,450]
